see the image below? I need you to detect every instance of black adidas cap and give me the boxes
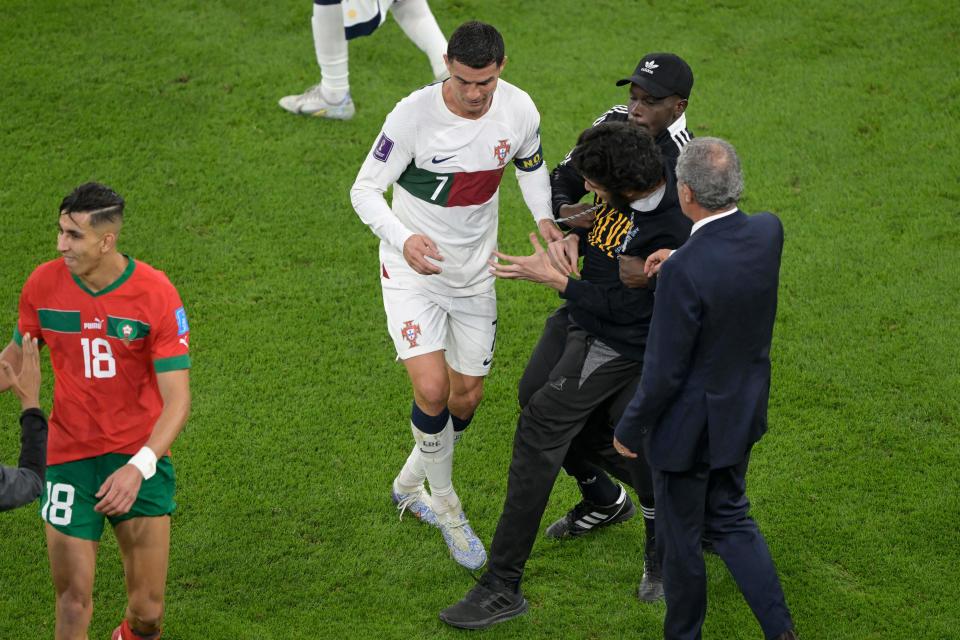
[616,53,694,99]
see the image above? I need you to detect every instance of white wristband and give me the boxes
[127,446,158,480]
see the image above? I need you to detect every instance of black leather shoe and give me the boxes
[439,574,528,629]
[637,568,664,602]
[637,538,664,602]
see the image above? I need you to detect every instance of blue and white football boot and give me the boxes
[392,485,439,527]
[438,510,487,571]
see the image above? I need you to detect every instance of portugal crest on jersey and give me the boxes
[493,139,511,167]
[401,320,422,348]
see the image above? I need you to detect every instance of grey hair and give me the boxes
[675,137,743,211]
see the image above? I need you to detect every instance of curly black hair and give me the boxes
[570,122,663,196]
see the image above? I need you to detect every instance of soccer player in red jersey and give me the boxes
[0,183,191,640]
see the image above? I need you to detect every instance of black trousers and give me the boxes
[517,306,654,505]
[488,325,641,581]
[654,457,793,640]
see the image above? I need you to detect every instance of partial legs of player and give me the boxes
[279,1,354,118]
[279,0,447,118]
[394,353,484,508]
[390,0,449,81]
[447,366,483,421]
[447,364,482,445]
[405,351,451,416]
[47,525,97,640]
[112,516,170,639]
[392,351,486,569]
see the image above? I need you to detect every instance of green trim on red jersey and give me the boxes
[71,255,136,297]
[396,161,505,207]
[38,309,81,334]
[107,316,150,342]
[154,354,191,373]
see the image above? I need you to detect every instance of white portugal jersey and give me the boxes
[351,79,549,297]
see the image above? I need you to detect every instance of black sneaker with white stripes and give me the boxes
[545,486,636,539]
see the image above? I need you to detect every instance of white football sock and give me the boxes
[396,427,464,495]
[412,419,461,514]
[312,2,349,100]
[394,442,426,494]
[389,0,448,80]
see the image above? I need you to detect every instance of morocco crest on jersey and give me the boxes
[493,139,511,167]
[401,320,421,348]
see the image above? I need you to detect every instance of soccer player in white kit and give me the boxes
[351,21,562,570]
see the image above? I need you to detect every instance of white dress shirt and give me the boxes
[690,206,738,236]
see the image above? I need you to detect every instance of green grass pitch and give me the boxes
[1,0,958,638]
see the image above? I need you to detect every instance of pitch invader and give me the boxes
[351,21,561,569]
[0,183,191,640]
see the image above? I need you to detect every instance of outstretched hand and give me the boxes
[0,333,41,410]
[489,233,569,291]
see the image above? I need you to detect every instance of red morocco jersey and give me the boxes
[15,257,191,465]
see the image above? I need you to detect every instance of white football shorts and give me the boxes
[343,0,397,39]
[382,282,497,377]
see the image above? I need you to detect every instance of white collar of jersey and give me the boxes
[667,112,688,140]
[629,182,666,212]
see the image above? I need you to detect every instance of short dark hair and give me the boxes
[59,182,124,227]
[446,21,505,69]
[571,122,663,196]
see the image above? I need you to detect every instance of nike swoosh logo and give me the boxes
[431,155,455,164]
[482,358,493,366]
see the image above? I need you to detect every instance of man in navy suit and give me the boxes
[614,137,798,640]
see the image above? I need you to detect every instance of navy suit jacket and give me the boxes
[614,210,784,472]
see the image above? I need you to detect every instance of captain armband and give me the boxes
[513,144,544,172]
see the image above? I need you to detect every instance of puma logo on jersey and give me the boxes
[179,338,189,349]
[83,317,103,330]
